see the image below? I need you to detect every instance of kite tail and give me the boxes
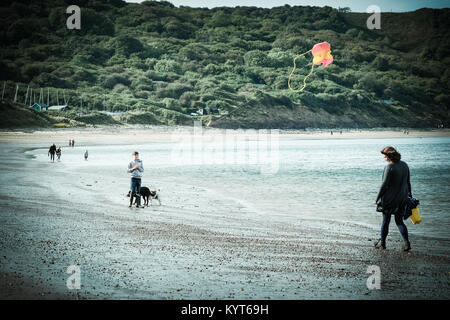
[288,49,314,93]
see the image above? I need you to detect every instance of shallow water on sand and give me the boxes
[29,136,450,240]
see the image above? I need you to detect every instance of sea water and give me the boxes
[29,136,450,239]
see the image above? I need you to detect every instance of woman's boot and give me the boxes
[402,240,411,251]
[374,238,386,249]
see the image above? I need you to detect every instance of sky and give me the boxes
[125,0,450,12]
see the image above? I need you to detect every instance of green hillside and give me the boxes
[0,101,56,128]
[0,0,449,128]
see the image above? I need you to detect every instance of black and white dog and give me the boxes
[127,186,161,207]
[140,186,161,206]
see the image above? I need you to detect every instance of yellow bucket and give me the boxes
[410,208,422,224]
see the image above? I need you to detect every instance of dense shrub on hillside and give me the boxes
[356,74,385,97]
[74,112,118,125]
[34,73,72,88]
[123,112,162,124]
[154,59,183,74]
[156,83,192,99]
[113,35,143,57]
[1,0,449,128]
[102,74,131,89]
[73,46,114,65]
[163,19,196,39]
[21,63,55,81]
[81,9,115,36]
[244,50,270,67]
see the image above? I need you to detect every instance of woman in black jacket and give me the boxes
[48,144,56,163]
[374,146,411,251]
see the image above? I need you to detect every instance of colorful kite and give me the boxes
[288,41,334,92]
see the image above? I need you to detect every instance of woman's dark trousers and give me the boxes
[381,213,409,242]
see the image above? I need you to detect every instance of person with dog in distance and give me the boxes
[127,151,144,208]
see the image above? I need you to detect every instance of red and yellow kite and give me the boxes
[288,41,334,92]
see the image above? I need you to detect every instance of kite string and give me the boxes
[288,49,314,93]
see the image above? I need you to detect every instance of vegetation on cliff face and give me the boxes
[0,0,449,128]
[0,102,56,128]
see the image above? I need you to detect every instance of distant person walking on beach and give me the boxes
[374,146,412,251]
[84,150,88,160]
[48,144,56,162]
[69,139,72,147]
[56,146,62,161]
[72,139,75,147]
[127,151,144,208]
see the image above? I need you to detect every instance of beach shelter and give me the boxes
[31,103,49,111]
[48,105,68,111]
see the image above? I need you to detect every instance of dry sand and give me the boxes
[0,126,449,299]
[1,126,449,145]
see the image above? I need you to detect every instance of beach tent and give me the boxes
[31,103,48,111]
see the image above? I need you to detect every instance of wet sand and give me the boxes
[0,127,449,299]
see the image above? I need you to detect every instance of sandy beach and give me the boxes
[1,126,449,144]
[0,126,449,299]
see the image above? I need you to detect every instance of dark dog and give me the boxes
[139,186,161,206]
[127,187,161,207]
